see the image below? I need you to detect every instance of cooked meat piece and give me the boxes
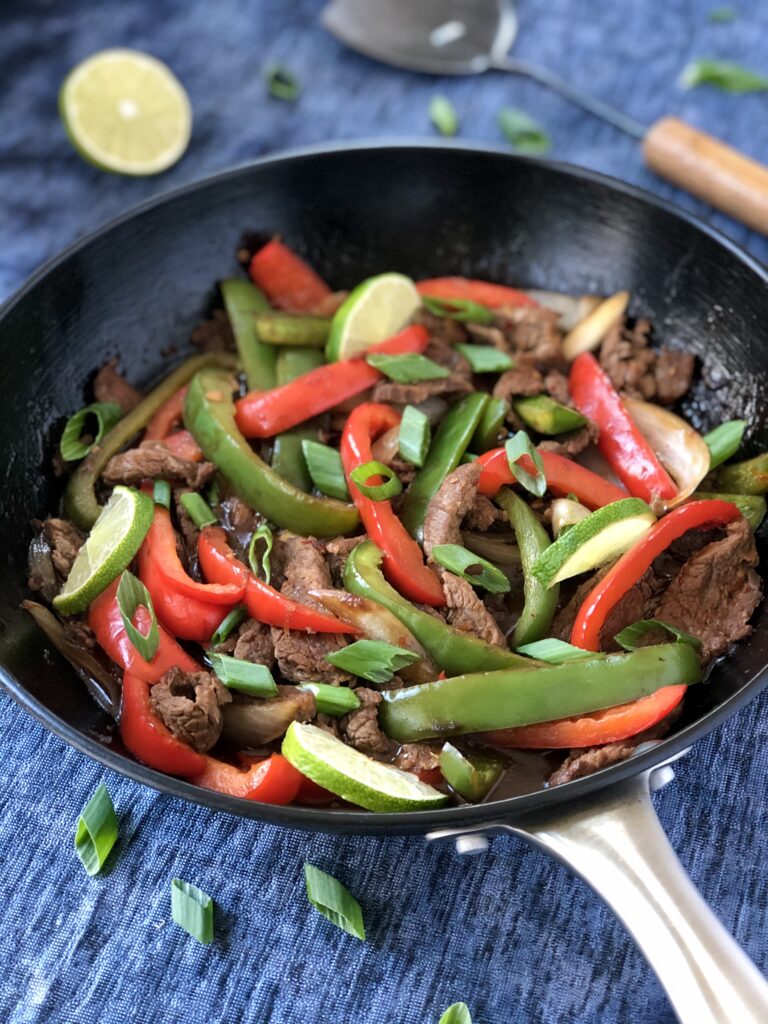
[339,687,391,755]
[423,462,483,558]
[151,668,231,753]
[655,348,697,405]
[394,742,441,773]
[493,365,544,401]
[314,713,342,738]
[279,532,334,601]
[389,455,417,488]
[464,494,502,532]
[415,309,468,346]
[220,495,258,535]
[324,535,363,588]
[440,570,506,648]
[34,518,83,579]
[372,336,473,405]
[465,322,508,350]
[222,684,315,747]
[494,306,565,369]
[173,487,200,571]
[599,317,695,404]
[93,359,142,414]
[544,369,571,406]
[426,337,472,377]
[654,517,761,662]
[191,308,235,352]
[233,619,274,667]
[102,441,215,489]
[64,617,96,651]
[538,420,599,458]
[552,563,663,646]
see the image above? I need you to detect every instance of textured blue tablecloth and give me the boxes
[2,2,767,1021]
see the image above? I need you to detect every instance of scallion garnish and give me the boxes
[399,405,431,467]
[505,431,547,497]
[180,492,217,529]
[421,295,494,325]
[75,783,118,876]
[265,64,300,101]
[325,639,420,683]
[455,344,514,374]
[116,570,159,662]
[439,1004,472,1024]
[171,878,214,945]
[498,108,551,153]
[431,543,511,594]
[304,864,366,941]
[680,58,768,92]
[302,440,350,501]
[298,682,361,716]
[209,605,247,649]
[614,619,702,652]
[208,652,279,697]
[60,401,122,462]
[429,95,459,136]
[153,479,171,509]
[349,460,403,502]
[366,352,449,383]
[248,523,274,584]
[515,638,592,663]
[703,419,746,469]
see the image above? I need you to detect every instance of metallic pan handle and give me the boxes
[429,762,768,1023]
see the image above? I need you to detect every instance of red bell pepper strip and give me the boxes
[138,545,231,642]
[191,753,303,803]
[248,239,332,313]
[416,277,537,309]
[479,684,686,749]
[198,526,360,634]
[89,580,200,682]
[234,325,430,438]
[120,670,207,776]
[341,403,445,606]
[571,499,741,651]
[144,386,188,440]
[160,430,204,462]
[476,447,628,509]
[569,352,676,504]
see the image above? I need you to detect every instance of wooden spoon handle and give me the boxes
[643,116,768,235]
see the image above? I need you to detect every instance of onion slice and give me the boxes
[370,425,400,464]
[624,397,711,509]
[562,290,630,360]
[524,290,602,331]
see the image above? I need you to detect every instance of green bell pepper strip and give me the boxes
[513,395,587,435]
[65,353,235,530]
[344,540,530,674]
[276,347,324,386]
[401,393,489,541]
[496,487,559,646]
[379,642,702,742]
[183,367,359,537]
[470,397,509,454]
[713,452,768,495]
[253,312,331,348]
[439,742,504,801]
[271,428,315,492]
[220,279,274,390]
[691,491,766,531]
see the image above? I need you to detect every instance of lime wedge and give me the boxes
[59,49,192,176]
[326,273,422,361]
[282,722,448,812]
[53,485,154,616]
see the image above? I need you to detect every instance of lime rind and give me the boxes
[325,273,421,361]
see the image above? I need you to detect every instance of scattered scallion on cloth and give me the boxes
[302,440,350,500]
[421,296,494,325]
[248,523,274,584]
[515,638,592,663]
[349,460,403,501]
[429,95,459,136]
[152,479,171,510]
[60,401,123,462]
[298,682,361,716]
[171,878,214,945]
[703,419,746,469]
[431,543,511,594]
[399,405,431,467]
[614,619,702,652]
[209,605,247,649]
[75,783,118,876]
[325,638,420,683]
[680,58,768,92]
[455,344,514,374]
[116,570,159,661]
[439,1004,472,1024]
[180,492,217,529]
[498,108,551,153]
[366,352,449,383]
[304,864,366,941]
[208,652,279,697]
[265,64,300,101]
[505,431,547,497]
[709,6,737,22]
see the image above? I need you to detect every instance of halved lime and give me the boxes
[282,722,448,812]
[325,273,422,361]
[53,485,154,615]
[59,49,192,176]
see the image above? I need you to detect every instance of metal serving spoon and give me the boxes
[323,0,768,234]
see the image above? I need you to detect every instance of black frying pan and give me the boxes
[1,143,766,1021]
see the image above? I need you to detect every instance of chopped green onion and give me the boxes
[614,619,702,652]
[399,405,431,467]
[515,638,592,663]
[180,492,217,529]
[304,864,365,941]
[703,419,746,469]
[208,652,279,697]
[366,353,449,383]
[421,296,494,325]
[60,401,123,462]
[455,344,514,374]
[302,440,350,501]
[498,108,551,153]
[298,682,361,716]
[439,1004,472,1024]
[709,6,737,22]
[505,431,547,497]
[206,477,221,508]
[116,570,159,662]
[171,878,214,945]
[431,543,511,594]
[248,523,274,584]
[325,639,420,684]
[429,95,459,137]
[209,605,247,649]
[74,783,118,876]
[265,63,300,101]
[349,460,403,502]
[153,479,171,509]
[680,58,768,92]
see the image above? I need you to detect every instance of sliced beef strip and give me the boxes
[233,619,275,667]
[372,336,474,405]
[93,359,142,414]
[102,441,215,489]
[599,317,695,405]
[465,322,508,350]
[414,309,468,346]
[494,306,565,369]
[32,518,83,579]
[464,494,503,532]
[191,308,235,352]
[492,365,544,402]
[151,667,232,753]
[64,617,96,651]
[440,570,506,648]
[339,687,391,756]
[173,487,200,571]
[538,420,599,459]
[543,369,571,406]
[423,461,483,558]
[393,742,442,773]
[324,535,363,588]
